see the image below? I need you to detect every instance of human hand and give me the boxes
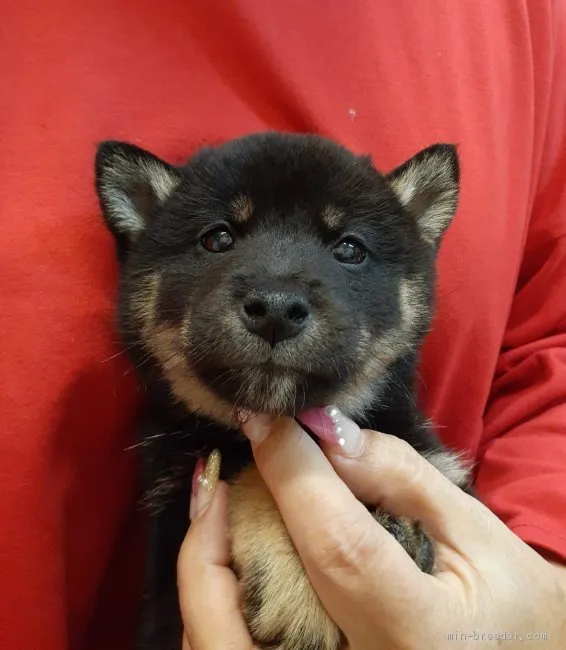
[178,410,566,649]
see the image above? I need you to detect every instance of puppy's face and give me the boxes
[95,133,458,426]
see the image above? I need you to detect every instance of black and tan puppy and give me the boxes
[95,132,470,650]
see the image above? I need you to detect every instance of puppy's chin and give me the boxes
[197,364,337,415]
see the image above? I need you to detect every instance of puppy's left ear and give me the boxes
[386,144,460,247]
[95,141,182,257]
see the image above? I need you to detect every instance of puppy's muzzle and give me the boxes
[239,286,313,346]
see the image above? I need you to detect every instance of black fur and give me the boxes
[95,132,464,650]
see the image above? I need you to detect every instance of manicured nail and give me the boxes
[241,413,274,444]
[237,409,251,424]
[297,406,363,455]
[192,450,221,519]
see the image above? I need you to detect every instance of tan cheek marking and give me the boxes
[321,205,346,230]
[127,272,160,332]
[333,331,391,418]
[136,274,238,427]
[333,277,429,417]
[150,325,238,427]
[399,276,428,333]
[232,194,254,223]
[179,310,191,343]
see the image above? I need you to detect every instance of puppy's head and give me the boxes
[95,133,458,426]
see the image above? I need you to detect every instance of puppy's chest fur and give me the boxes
[94,132,471,650]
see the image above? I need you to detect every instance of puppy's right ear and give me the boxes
[386,144,459,248]
[95,141,181,256]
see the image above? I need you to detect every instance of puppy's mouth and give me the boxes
[195,361,337,415]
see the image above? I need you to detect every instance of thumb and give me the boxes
[298,406,492,556]
[178,480,254,650]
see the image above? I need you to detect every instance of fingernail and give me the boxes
[297,406,363,455]
[237,409,251,424]
[192,450,221,518]
[241,413,274,444]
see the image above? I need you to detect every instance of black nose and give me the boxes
[241,289,311,345]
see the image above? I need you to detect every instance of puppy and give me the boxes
[95,132,471,650]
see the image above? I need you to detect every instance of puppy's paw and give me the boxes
[228,465,341,650]
[372,509,435,573]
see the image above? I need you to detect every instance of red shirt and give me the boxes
[1,1,565,648]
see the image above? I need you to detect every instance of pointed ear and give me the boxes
[95,141,181,253]
[386,144,460,247]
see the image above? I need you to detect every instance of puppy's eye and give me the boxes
[201,227,234,253]
[333,237,367,264]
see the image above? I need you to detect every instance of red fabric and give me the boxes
[1,1,565,648]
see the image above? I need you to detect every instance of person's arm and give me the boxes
[472,6,566,565]
[474,215,566,567]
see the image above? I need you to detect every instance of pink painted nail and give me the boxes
[297,406,363,455]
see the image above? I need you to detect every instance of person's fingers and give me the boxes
[297,406,501,559]
[178,481,254,650]
[241,415,429,625]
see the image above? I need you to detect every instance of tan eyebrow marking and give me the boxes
[321,205,346,229]
[231,194,254,223]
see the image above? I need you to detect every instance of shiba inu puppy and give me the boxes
[95,132,470,650]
